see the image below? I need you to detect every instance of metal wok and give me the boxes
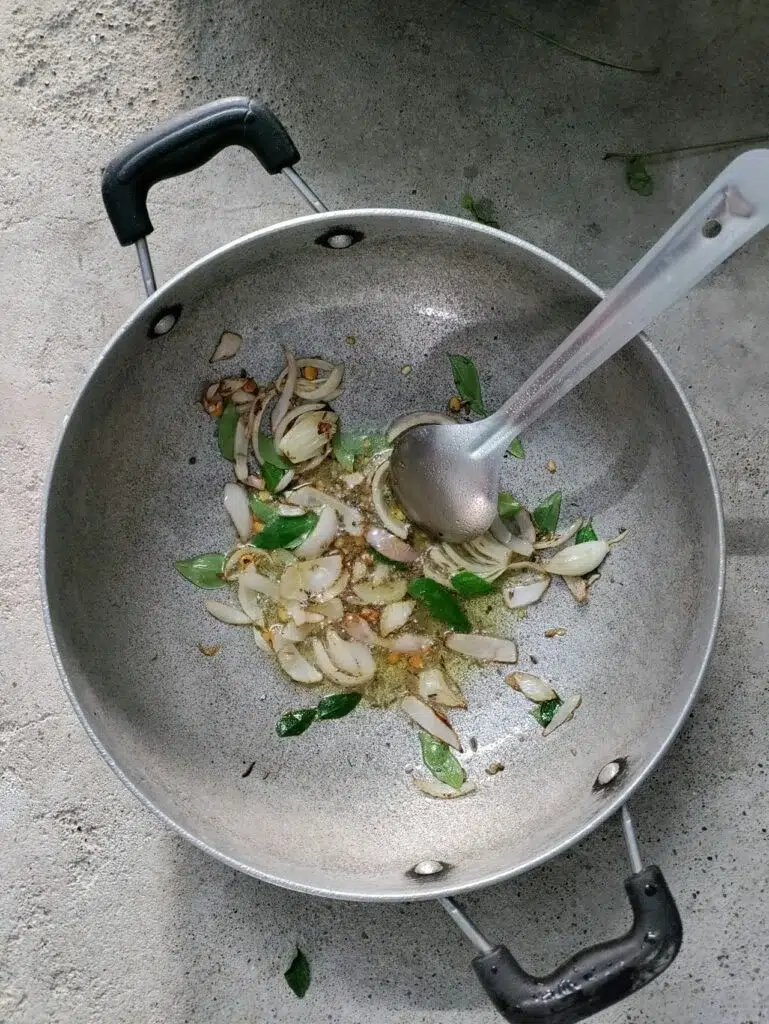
[41,97,724,1023]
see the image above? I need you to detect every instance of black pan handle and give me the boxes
[472,865,682,1024]
[101,96,300,246]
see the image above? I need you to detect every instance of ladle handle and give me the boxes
[473,149,769,456]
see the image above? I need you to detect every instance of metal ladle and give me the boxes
[390,150,769,542]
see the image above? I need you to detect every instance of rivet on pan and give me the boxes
[326,233,355,249]
[702,219,722,239]
[408,859,447,878]
[149,304,182,337]
[595,759,626,789]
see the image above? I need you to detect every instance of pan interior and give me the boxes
[43,213,721,899]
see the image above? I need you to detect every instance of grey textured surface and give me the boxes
[1,0,767,1021]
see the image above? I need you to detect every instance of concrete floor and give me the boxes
[2,0,768,1020]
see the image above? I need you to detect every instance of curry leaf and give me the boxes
[253,511,318,550]
[248,493,280,525]
[217,403,240,461]
[276,709,317,738]
[461,192,500,229]
[575,520,598,544]
[498,492,523,519]
[448,354,486,416]
[174,552,227,589]
[626,156,653,196]
[258,431,290,469]
[332,431,390,471]
[506,437,525,459]
[407,577,472,633]
[262,461,285,492]
[420,731,466,790]
[531,695,562,727]
[451,571,495,596]
[532,491,562,535]
[316,692,362,721]
[284,948,311,997]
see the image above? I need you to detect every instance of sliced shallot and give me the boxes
[210,330,243,362]
[239,566,279,599]
[413,777,477,799]
[381,633,434,654]
[371,461,409,539]
[564,576,589,603]
[223,482,252,542]
[352,578,408,605]
[543,694,582,736]
[503,576,550,610]
[286,486,363,535]
[342,613,378,646]
[545,540,610,577]
[534,520,584,550]
[276,642,323,684]
[417,667,466,708]
[204,600,253,626]
[401,695,461,750]
[309,597,344,621]
[253,626,271,652]
[506,672,557,702]
[366,527,418,564]
[233,415,249,482]
[237,577,265,625]
[445,632,518,663]
[379,600,415,636]
[271,347,298,432]
[326,629,376,676]
[515,509,536,546]
[294,505,339,559]
[311,637,372,688]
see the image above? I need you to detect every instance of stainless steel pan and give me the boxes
[41,97,724,1023]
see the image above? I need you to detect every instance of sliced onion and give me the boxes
[309,597,344,621]
[326,629,376,676]
[401,696,461,750]
[210,331,243,362]
[253,626,271,652]
[233,414,249,482]
[543,694,582,736]
[534,520,584,550]
[273,468,295,493]
[422,563,453,589]
[204,600,253,626]
[279,554,342,601]
[545,541,610,577]
[503,576,550,609]
[311,638,371,688]
[279,411,338,464]
[564,576,589,603]
[417,668,466,708]
[245,474,265,490]
[286,486,363,535]
[381,633,434,653]
[271,347,298,432]
[413,777,477,799]
[366,527,418,563]
[282,621,316,642]
[371,562,391,587]
[506,672,557,702]
[315,569,349,602]
[303,554,343,594]
[445,632,518,663]
[230,388,256,406]
[223,482,252,542]
[276,641,323,684]
[297,364,343,401]
[371,462,409,539]
[223,544,268,580]
[237,577,265,625]
[250,390,274,466]
[515,509,536,546]
[273,401,325,446]
[342,614,378,646]
[277,503,307,517]
[239,566,279,598]
[283,600,324,625]
[294,505,338,559]
[352,579,408,605]
[351,558,368,582]
[387,411,453,442]
[379,600,416,636]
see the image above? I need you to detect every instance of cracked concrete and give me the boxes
[1,0,768,1021]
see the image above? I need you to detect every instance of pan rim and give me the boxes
[39,208,726,901]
